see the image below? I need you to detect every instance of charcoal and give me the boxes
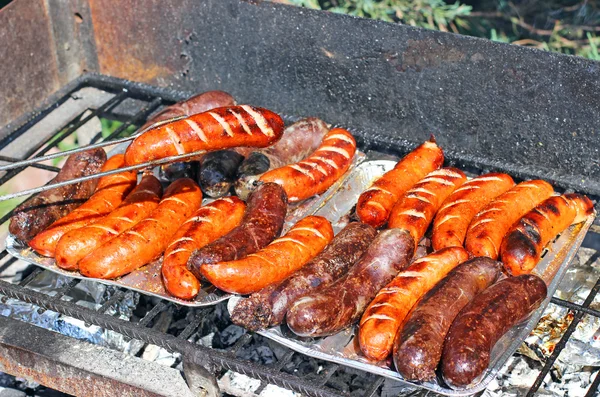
[213,325,245,348]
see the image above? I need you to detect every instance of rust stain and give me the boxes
[390,38,466,72]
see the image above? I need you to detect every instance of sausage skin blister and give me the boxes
[231,222,376,331]
[286,228,414,337]
[441,274,547,388]
[356,139,444,228]
[29,154,137,257]
[432,173,515,250]
[55,175,163,270]
[388,167,466,248]
[259,128,357,202]
[201,215,333,294]
[79,178,202,279]
[125,105,285,165]
[9,148,107,243]
[188,182,287,279]
[235,118,329,199]
[393,257,503,381]
[162,197,246,300]
[500,193,594,276]
[465,180,554,259]
[359,247,469,361]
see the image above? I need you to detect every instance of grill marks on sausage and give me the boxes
[161,196,246,300]
[432,173,515,250]
[465,180,554,259]
[500,193,593,276]
[231,222,376,331]
[259,128,357,202]
[358,247,469,362]
[388,167,466,247]
[200,216,333,294]
[356,139,444,228]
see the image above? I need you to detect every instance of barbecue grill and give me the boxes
[0,0,599,396]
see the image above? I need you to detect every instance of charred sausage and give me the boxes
[358,247,469,362]
[432,173,515,250]
[54,175,162,270]
[500,193,594,276]
[393,257,503,381]
[235,118,329,199]
[28,154,136,257]
[441,274,547,388]
[259,128,356,202]
[231,222,376,331]
[125,105,285,165]
[197,150,245,197]
[188,182,287,279]
[388,168,466,248]
[201,216,334,294]
[9,148,106,243]
[79,178,202,279]
[162,197,246,300]
[465,180,554,259]
[286,228,414,337]
[356,139,444,228]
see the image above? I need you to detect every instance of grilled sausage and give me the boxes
[359,247,469,362]
[9,148,106,243]
[286,228,414,337]
[54,175,163,270]
[500,193,594,276]
[79,178,202,279]
[188,182,287,279]
[162,197,246,300]
[139,91,236,131]
[393,257,503,381]
[201,216,333,294]
[432,173,515,250]
[125,105,285,165]
[231,222,376,331]
[198,150,244,197]
[259,128,356,202]
[235,118,329,199]
[465,180,554,259]
[28,154,136,257]
[388,168,466,248]
[441,274,547,388]
[356,139,444,228]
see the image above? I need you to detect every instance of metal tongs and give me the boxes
[0,115,205,202]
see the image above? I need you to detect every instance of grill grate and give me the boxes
[0,74,598,397]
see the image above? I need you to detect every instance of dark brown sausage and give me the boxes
[393,257,503,381]
[441,274,547,388]
[286,228,414,337]
[231,222,376,331]
[187,182,287,279]
[9,148,107,242]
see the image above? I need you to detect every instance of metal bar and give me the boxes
[0,147,207,202]
[18,267,43,287]
[0,155,60,172]
[364,377,384,397]
[139,301,168,327]
[0,256,18,275]
[315,363,339,386]
[550,297,600,318]
[97,290,126,314]
[178,310,206,340]
[526,276,600,396]
[584,369,600,397]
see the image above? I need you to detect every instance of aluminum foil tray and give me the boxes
[4,150,366,307]
[229,159,597,396]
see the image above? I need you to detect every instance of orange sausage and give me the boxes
[259,129,356,202]
[54,175,162,270]
[500,193,593,275]
[432,173,515,250]
[29,154,136,257]
[388,168,466,248]
[79,178,202,279]
[465,180,554,259]
[125,105,284,165]
[162,197,246,300]
[356,139,444,228]
[359,247,469,361]
[200,216,334,294]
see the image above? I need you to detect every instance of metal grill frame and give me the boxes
[0,74,598,397]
